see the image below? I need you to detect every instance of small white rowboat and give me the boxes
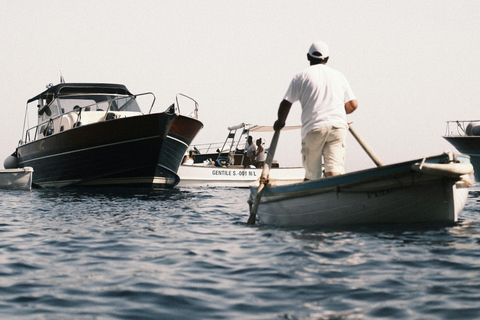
[249,152,473,227]
[0,167,34,191]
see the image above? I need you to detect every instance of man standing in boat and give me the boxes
[254,138,266,168]
[244,135,257,168]
[273,40,358,179]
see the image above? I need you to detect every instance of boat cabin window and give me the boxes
[38,100,60,122]
[57,95,141,113]
[58,97,98,113]
[114,97,141,112]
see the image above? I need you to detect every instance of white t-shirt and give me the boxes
[283,64,356,139]
[256,147,266,162]
[245,142,256,157]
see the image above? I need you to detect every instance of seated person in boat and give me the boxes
[228,151,235,165]
[183,150,195,165]
[243,135,257,168]
[254,138,266,168]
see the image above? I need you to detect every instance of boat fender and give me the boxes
[215,159,229,167]
[466,122,480,136]
[3,152,18,169]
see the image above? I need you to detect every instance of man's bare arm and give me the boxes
[273,99,293,131]
[345,99,358,114]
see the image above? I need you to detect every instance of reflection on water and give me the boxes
[0,185,478,319]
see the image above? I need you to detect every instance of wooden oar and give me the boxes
[247,129,281,225]
[348,123,384,167]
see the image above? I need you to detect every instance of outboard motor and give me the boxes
[4,151,19,169]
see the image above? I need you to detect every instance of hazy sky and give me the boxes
[1,1,479,172]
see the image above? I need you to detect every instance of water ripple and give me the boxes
[0,185,479,319]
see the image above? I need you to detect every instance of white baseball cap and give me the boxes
[308,41,329,59]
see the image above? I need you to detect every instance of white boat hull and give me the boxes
[177,165,305,187]
[0,167,34,191]
[250,153,473,227]
[257,179,469,226]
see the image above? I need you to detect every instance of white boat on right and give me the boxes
[443,120,480,181]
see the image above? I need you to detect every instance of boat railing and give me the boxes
[190,142,228,154]
[21,93,155,145]
[137,92,156,114]
[172,93,199,119]
[445,120,480,137]
[189,139,252,167]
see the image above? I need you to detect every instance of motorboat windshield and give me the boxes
[22,83,150,145]
[56,94,141,114]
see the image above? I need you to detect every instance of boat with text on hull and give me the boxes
[443,120,480,181]
[177,123,305,187]
[4,83,203,189]
[0,167,33,190]
[177,165,305,188]
[249,152,473,227]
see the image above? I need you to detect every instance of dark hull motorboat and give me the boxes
[443,120,480,181]
[5,83,203,189]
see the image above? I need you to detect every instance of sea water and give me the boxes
[0,184,479,319]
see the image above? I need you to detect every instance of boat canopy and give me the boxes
[27,83,133,104]
[226,123,301,133]
[249,125,301,132]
